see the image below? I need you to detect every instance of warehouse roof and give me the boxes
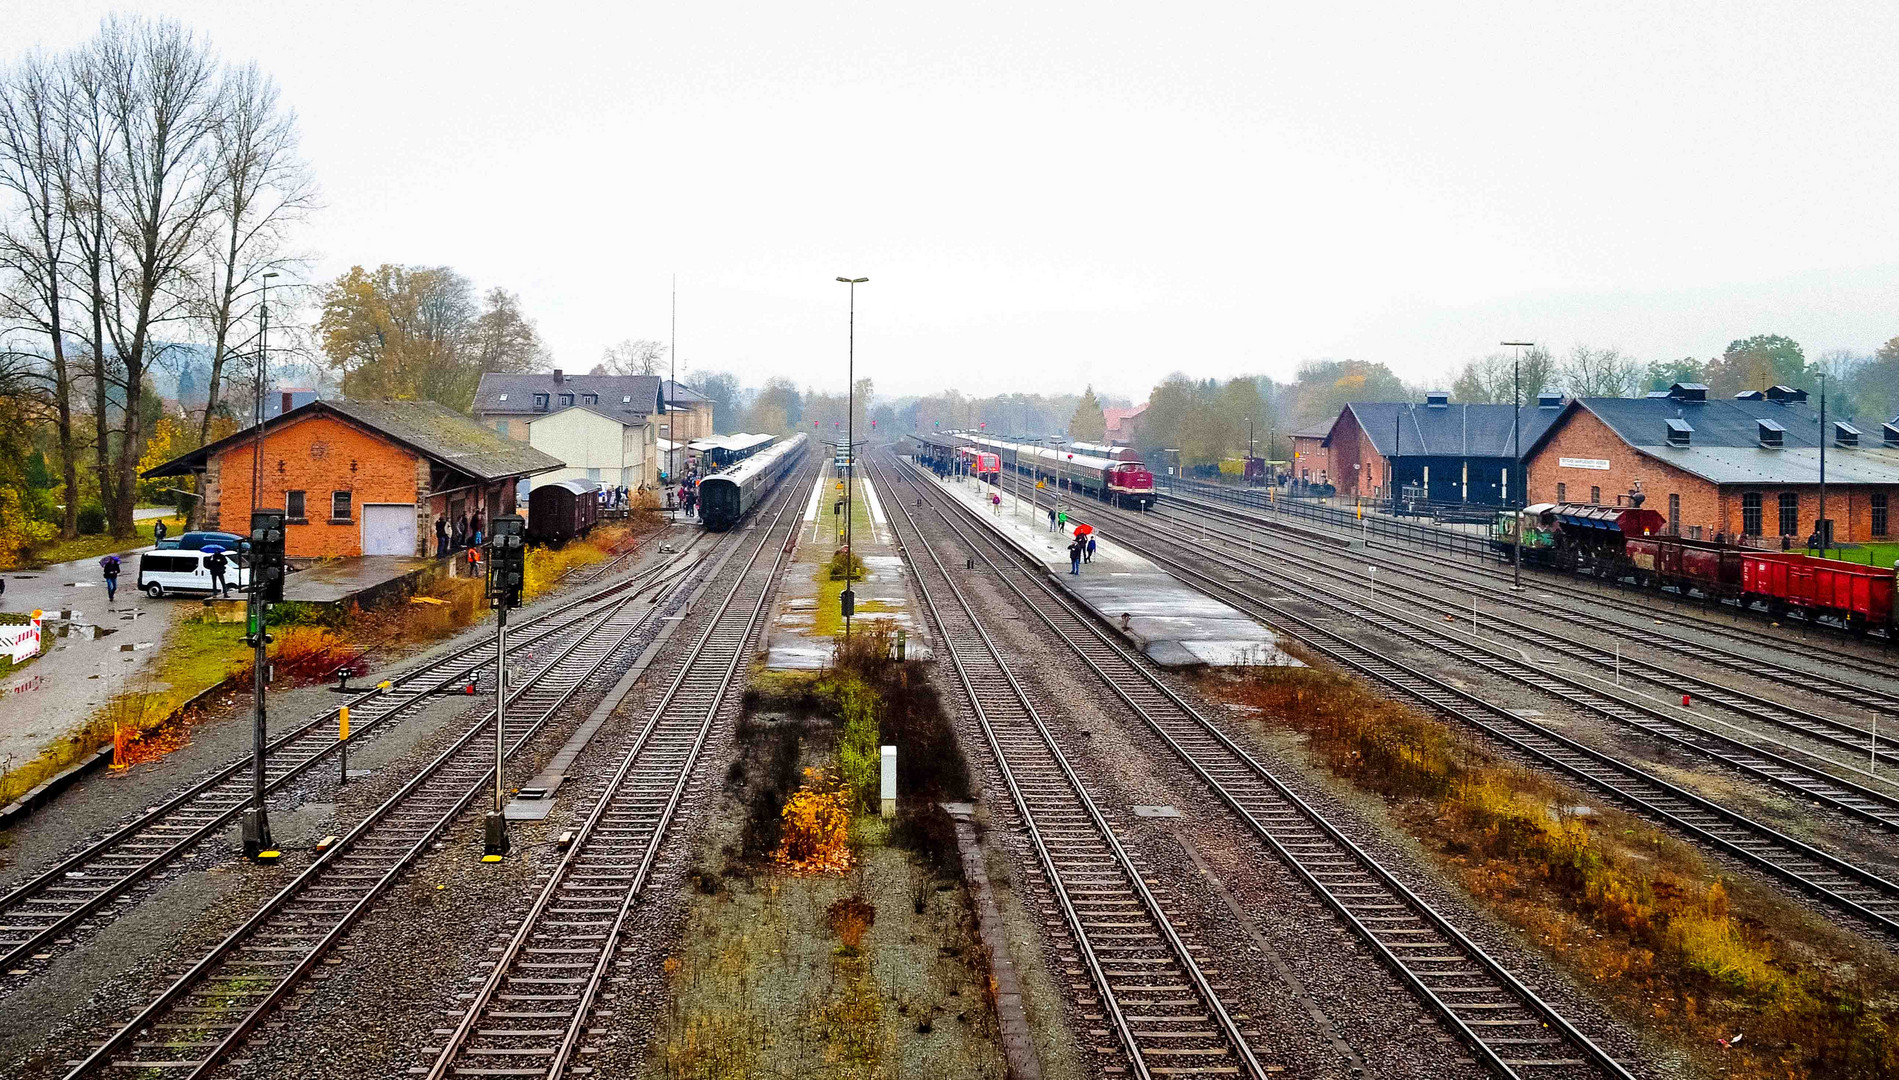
[1329,400,1567,458]
[143,398,564,483]
[1525,389,1899,485]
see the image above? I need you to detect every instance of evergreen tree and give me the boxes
[1068,385,1106,441]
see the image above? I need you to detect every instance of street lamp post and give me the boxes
[1503,341,1535,592]
[836,276,868,641]
[1817,369,1828,555]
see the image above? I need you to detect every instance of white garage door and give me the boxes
[362,504,418,556]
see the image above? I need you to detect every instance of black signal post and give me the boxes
[484,515,527,860]
[241,508,287,859]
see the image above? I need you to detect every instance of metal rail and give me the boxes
[58,550,723,1078]
[1117,508,1899,832]
[890,456,1635,1080]
[1083,504,1899,935]
[0,553,691,981]
[877,457,1269,1080]
[424,455,816,1079]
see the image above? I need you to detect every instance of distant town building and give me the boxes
[1524,382,1899,544]
[142,398,560,558]
[1322,392,1568,505]
[662,379,715,441]
[473,370,665,497]
[1103,403,1147,444]
[1285,424,1333,486]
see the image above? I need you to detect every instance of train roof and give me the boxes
[688,431,776,453]
[538,478,599,495]
[1064,440,1130,457]
[963,434,1127,471]
[704,432,807,483]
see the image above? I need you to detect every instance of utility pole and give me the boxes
[1503,341,1535,591]
[241,271,283,861]
[836,277,868,641]
[1817,368,1829,555]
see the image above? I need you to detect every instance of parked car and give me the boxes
[155,530,248,553]
[136,548,250,598]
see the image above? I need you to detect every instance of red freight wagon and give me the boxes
[1740,551,1896,632]
[1626,536,1740,594]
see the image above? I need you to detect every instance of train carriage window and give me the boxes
[1742,492,1763,536]
[1668,493,1680,534]
[1778,492,1798,536]
[1874,492,1889,537]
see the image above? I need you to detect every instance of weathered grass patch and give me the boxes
[1211,659,1899,1079]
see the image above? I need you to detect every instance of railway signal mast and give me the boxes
[241,270,285,861]
[484,515,527,859]
[836,276,868,641]
[1503,341,1536,592]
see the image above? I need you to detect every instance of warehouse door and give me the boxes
[362,504,418,556]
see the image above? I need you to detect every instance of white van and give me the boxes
[135,549,251,598]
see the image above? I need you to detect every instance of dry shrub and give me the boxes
[826,894,877,954]
[401,576,486,639]
[523,538,609,600]
[826,548,866,581]
[774,769,853,875]
[228,624,351,686]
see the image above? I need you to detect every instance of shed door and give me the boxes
[362,504,417,556]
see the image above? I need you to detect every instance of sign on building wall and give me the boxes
[4,611,43,664]
[1559,457,1612,471]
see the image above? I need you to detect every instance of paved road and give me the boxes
[1,545,183,774]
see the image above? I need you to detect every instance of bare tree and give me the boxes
[1561,344,1641,397]
[90,17,224,535]
[190,59,312,524]
[1450,347,1556,403]
[471,287,545,374]
[0,50,79,535]
[598,337,667,376]
[62,29,122,519]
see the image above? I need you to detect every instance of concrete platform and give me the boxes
[282,555,441,606]
[922,467,1295,667]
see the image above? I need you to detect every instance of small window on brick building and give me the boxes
[1590,485,1601,505]
[1668,493,1680,534]
[1556,482,1566,503]
[1874,492,1889,538]
[1688,524,1703,540]
[285,490,306,522]
[1743,492,1763,536]
[331,491,353,522]
[1778,491,1798,536]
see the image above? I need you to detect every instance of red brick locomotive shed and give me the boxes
[144,398,563,559]
[1524,383,1899,546]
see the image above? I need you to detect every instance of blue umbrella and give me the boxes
[199,544,227,554]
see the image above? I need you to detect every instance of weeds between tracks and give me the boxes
[1212,657,1899,1079]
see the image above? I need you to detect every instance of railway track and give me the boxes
[1163,485,1899,698]
[891,456,1639,1078]
[0,551,696,983]
[54,526,736,1079]
[1151,499,1899,773]
[421,457,815,1079]
[1072,501,1899,936]
[878,459,1270,1080]
[1114,507,1899,832]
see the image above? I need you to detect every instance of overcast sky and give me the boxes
[7,1,1897,402]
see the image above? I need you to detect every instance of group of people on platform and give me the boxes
[435,510,486,559]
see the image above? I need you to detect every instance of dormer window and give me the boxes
[582,393,598,405]
[1424,392,1449,408]
[559,393,575,407]
[1668,382,1708,402]
[1537,392,1563,409]
[1666,418,1693,447]
[1758,418,1785,448]
[533,393,549,410]
[1834,421,1860,448]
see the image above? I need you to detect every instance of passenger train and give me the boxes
[697,433,810,530]
[911,431,1157,509]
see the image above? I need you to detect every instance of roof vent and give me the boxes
[1758,418,1785,448]
[1766,384,1807,403]
[1668,382,1708,403]
[1537,391,1564,409]
[1424,392,1449,409]
[1666,418,1693,447]
[1885,421,1899,447]
[1734,389,1765,401]
[1834,421,1860,448]
[1644,390,1672,399]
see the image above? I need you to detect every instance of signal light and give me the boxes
[246,509,287,605]
[488,515,526,609]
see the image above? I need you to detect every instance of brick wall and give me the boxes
[213,414,421,558]
[1328,410,1388,497]
[1527,406,1899,542]
[1290,435,1329,483]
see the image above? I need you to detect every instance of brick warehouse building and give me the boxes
[145,399,562,558]
[1523,383,1899,545]
[1322,393,1567,505]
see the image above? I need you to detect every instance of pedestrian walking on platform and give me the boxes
[1085,535,1097,563]
[1068,539,1082,575]
[1057,509,1068,532]
[435,516,449,557]
[206,549,229,594]
[100,554,121,602]
[1047,507,1056,531]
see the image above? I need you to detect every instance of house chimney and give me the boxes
[553,368,564,384]
[281,391,293,415]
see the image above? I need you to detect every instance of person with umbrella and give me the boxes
[203,545,230,595]
[100,553,122,602]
